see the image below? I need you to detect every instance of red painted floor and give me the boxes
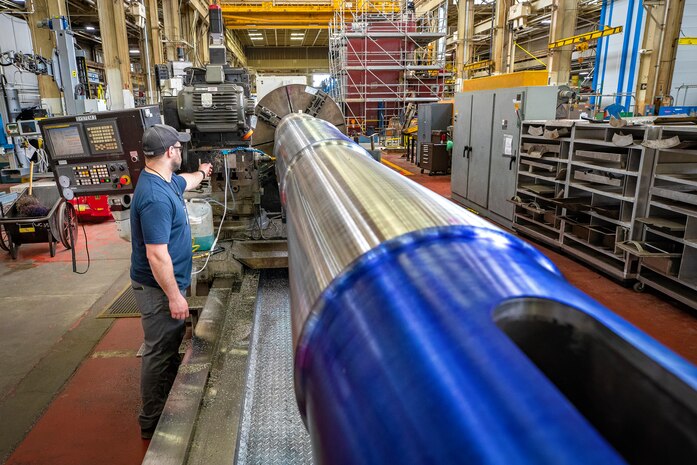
[5,319,147,465]
[5,154,697,465]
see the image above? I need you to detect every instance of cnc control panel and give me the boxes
[55,161,132,193]
[40,106,160,200]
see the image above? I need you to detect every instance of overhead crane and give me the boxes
[220,0,338,29]
[548,25,624,50]
[219,0,403,29]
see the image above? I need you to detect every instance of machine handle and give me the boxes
[509,150,517,170]
[463,145,470,158]
[467,146,473,158]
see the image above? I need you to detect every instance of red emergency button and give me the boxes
[119,175,131,185]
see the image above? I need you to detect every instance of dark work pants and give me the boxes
[132,280,185,431]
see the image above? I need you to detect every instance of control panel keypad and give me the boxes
[86,124,119,152]
[69,163,129,189]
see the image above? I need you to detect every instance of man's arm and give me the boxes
[145,243,189,320]
[180,163,213,191]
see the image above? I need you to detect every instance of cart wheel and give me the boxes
[49,240,56,257]
[0,224,9,252]
[428,172,434,176]
[633,281,645,293]
[420,168,424,174]
[9,240,18,260]
[58,202,78,249]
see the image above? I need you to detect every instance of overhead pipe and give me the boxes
[275,112,697,465]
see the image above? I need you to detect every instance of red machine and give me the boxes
[69,195,112,221]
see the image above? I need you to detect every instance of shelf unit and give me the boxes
[511,120,573,247]
[626,126,697,308]
[512,120,658,280]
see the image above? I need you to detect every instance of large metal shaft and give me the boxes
[275,113,697,465]
[275,113,500,345]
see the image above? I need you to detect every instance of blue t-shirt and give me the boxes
[130,171,192,290]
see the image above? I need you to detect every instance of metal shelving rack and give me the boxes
[511,120,573,247]
[328,0,448,132]
[624,126,697,307]
[513,120,658,281]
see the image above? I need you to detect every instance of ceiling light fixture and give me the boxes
[85,25,95,31]
[251,37,263,40]
[129,49,140,54]
[541,19,551,25]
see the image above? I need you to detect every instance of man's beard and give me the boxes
[171,158,181,172]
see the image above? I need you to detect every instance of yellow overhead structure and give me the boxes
[220,0,402,29]
[463,60,493,72]
[461,71,548,92]
[220,0,341,30]
[548,26,623,50]
[678,37,697,45]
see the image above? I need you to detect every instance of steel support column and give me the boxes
[146,0,163,65]
[162,0,182,61]
[27,0,66,113]
[653,0,686,108]
[493,0,508,74]
[97,0,133,109]
[547,0,578,85]
[456,0,466,86]
[507,28,516,73]
[463,0,475,80]
[457,0,476,85]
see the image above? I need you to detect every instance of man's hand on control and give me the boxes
[169,293,190,320]
[198,163,213,178]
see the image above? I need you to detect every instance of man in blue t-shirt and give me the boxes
[130,124,212,440]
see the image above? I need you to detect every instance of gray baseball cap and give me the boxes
[142,124,191,156]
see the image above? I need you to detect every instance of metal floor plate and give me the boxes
[97,286,141,318]
[235,269,313,465]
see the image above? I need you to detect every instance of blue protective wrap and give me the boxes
[295,225,697,465]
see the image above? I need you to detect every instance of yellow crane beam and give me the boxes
[548,25,623,50]
[220,0,402,29]
[678,37,697,45]
[221,3,336,29]
[463,60,492,72]
[225,22,328,29]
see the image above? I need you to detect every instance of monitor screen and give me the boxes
[47,125,85,159]
[18,120,39,135]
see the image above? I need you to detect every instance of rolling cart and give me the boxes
[0,185,78,259]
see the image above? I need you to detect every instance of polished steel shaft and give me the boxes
[274,113,512,345]
[274,113,697,465]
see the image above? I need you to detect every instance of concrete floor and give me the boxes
[1,156,696,465]
[0,220,132,462]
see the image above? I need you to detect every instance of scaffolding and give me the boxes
[329,0,449,134]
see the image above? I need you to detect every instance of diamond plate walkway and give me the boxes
[236,269,313,465]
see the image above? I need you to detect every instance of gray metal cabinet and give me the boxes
[489,89,524,220]
[417,103,452,164]
[467,92,495,209]
[451,86,562,227]
[451,93,472,200]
